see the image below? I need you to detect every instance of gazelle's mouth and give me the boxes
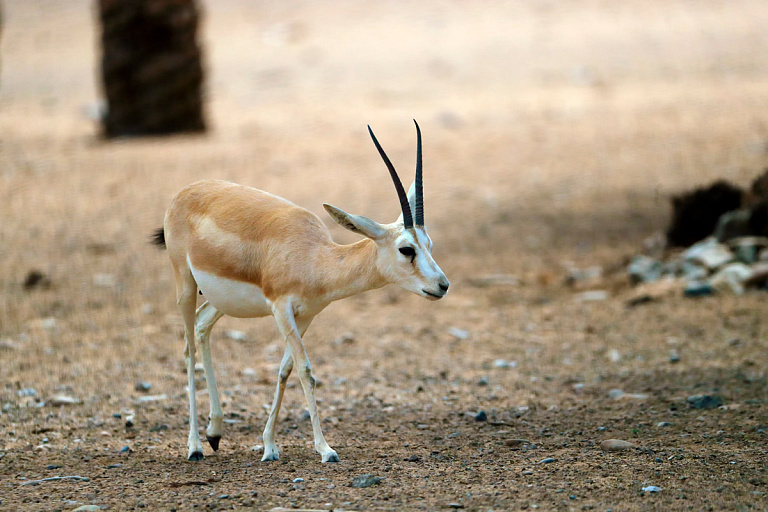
[423,289,445,300]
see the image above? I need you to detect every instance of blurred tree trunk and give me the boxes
[98,0,206,137]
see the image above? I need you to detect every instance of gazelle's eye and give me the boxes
[399,246,416,262]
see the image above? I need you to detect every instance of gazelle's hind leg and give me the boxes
[195,301,225,451]
[261,344,294,461]
[176,270,204,461]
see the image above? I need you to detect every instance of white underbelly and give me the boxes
[188,258,272,318]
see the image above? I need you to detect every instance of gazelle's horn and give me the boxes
[368,125,413,229]
[413,120,424,227]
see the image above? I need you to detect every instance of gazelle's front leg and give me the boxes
[272,302,338,463]
[195,301,225,451]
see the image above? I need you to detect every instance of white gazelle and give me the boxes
[153,121,449,463]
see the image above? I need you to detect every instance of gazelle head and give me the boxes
[324,121,450,300]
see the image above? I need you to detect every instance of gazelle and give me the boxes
[152,121,449,463]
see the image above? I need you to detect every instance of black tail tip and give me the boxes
[150,227,166,249]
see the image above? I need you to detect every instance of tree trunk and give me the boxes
[98,0,206,137]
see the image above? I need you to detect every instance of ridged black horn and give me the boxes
[413,120,424,226]
[368,125,413,229]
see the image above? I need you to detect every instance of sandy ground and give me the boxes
[1,1,767,510]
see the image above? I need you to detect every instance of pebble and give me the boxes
[574,290,609,302]
[49,395,79,406]
[628,255,662,284]
[447,504,465,509]
[108,463,122,469]
[505,439,531,448]
[17,388,37,397]
[600,439,635,452]
[657,422,674,427]
[669,350,681,363]
[642,485,662,493]
[493,359,517,369]
[352,474,382,488]
[292,478,304,483]
[476,376,490,386]
[251,445,264,453]
[608,389,647,400]
[448,327,469,340]
[683,238,733,269]
[687,394,723,409]
[73,506,103,512]
[134,381,152,393]
[47,464,62,470]
[224,329,249,342]
[125,415,135,428]
[540,457,556,464]
[474,411,487,422]
[684,280,714,297]
[710,262,753,295]
[135,394,168,403]
[120,446,132,453]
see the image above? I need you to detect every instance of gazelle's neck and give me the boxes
[319,239,386,303]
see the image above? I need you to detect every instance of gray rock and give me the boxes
[574,290,609,302]
[684,280,713,297]
[710,263,753,295]
[73,506,103,512]
[680,261,709,281]
[657,422,674,427]
[474,411,487,422]
[540,457,556,464]
[642,485,662,493]
[49,395,79,406]
[687,394,723,409]
[683,237,733,269]
[715,209,753,243]
[17,388,37,397]
[134,381,152,393]
[600,439,635,452]
[628,255,662,284]
[448,327,469,339]
[352,474,382,488]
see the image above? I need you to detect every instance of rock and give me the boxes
[505,439,532,448]
[93,273,117,287]
[447,504,465,509]
[608,389,647,400]
[600,439,635,452]
[477,376,490,386]
[493,359,517,369]
[682,237,733,270]
[680,261,709,282]
[669,350,681,364]
[607,349,621,363]
[448,327,469,339]
[540,457,556,464]
[474,411,487,422]
[224,329,249,342]
[23,270,51,290]
[565,266,603,287]
[251,445,264,453]
[747,261,768,287]
[73,506,103,512]
[626,278,681,306]
[49,395,79,406]
[657,422,673,427]
[574,290,609,302]
[17,388,37,397]
[684,280,713,298]
[292,478,304,483]
[641,485,662,493]
[135,394,167,403]
[352,474,382,488]
[628,255,662,284]
[687,394,723,409]
[125,415,135,428]
[241,367,258,377]
[710,262,753,295]
[134,381,152,393]
[726,236,768,264]
[120,446,132,453]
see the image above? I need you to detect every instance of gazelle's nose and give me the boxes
[439,279,450,293]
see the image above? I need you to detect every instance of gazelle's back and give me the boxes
[164,180,333,296]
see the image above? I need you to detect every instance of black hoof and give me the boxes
[206,435,221,451]
[188,451,204,461]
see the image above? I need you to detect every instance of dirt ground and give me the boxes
[1,1,767,510]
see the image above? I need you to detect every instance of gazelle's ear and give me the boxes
[323,204,387,240]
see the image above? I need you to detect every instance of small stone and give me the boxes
[149,424,168,432]
[23,270,51,290]
[521,470,533,475]
[18,388,37,397]
[608,389,625,399]
[447,504,465,509]
[135,394,167,403]
[46,464,62,469]
[505,439,531,448]
[669,350,681,364]
[73,506,103,512]
[628,255,662,284]
[493,359,517,369]
[93,273,117,287]
[474,411,487,422]
[710,262,753,295]
[49,395,79,406]
[125,415,135,428]
[352,474,382,488]
[600,439,635,452]
[642,485,662,493]
[574,290,609,302]
[477,376,490,386]
[292,478,304,483]
[224,329,249,342]
[683,238,733,270]
[241,368,258,377]
[684,280,714,298]
[607,349,621,362]
[108,463,122,469]
[448,327,469,339]
[120,446,132,453]
[134,381,152,393]
[687,395,723,409]
[540,457,556,464]
[405,454,421,462]
[657,422,674,427]
[250,445,264,453]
